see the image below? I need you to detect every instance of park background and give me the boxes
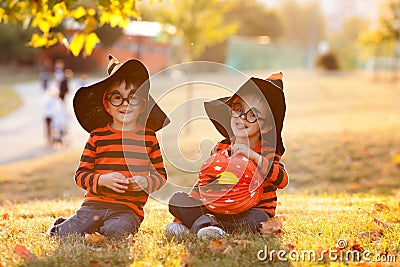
[0,0,399,266]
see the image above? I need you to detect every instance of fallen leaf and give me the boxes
[223,245,234,255]
[350,239,362,251]
[392,154,400,165]
[89,260,99,267]
[316,246,329,263]
[361,147,370,157]
[14,245,37,261]
[85,232,106,244]
[260,217,285,237]
[209,239,226,251]
[360,231,380,241]
[231,239,253,252]
[2,213,9,220]
[284,242,296,252]
[178,252,192,262]
[372,203,390,212]
[355,261,372,266]
[350,182,361,190]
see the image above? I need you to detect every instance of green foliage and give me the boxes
[276,0,325,47]
[0,22,37,64]
[225,0,282,38]
[329,17,368,69]
[155,0,238,61]
[0,0,140,57]
[95,24,124,48]
[380,0,400,40]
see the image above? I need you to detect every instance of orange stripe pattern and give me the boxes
[74,125,167,219]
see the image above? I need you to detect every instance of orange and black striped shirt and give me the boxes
[74,124,167,219]
[190,138,288,217]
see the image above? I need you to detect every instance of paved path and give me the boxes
[0,79,88,165]
[0,70,252,165]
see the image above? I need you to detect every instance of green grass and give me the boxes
[0,70,400,266]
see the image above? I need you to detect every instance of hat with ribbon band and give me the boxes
[73,55,170,133]
[204,73,286,155]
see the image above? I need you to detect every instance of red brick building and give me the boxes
[39,21,172,74]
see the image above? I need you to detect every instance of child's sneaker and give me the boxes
[197,226,226,239]
[165,222,190,239]
[46,217,66,236]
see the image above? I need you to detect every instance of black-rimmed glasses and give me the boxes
[108,93,141,107]
[231,103,261,123]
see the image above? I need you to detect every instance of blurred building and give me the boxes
[258,0,380,31]
[38,21,172,74]
[319,0,380,31]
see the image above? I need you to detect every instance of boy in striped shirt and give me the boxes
[47,56,169,237]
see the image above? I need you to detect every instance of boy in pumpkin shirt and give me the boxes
[167,73,288,238]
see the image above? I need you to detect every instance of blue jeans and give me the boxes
[169,192,269,233]
[52,202,141,237]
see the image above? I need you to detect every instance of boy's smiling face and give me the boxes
[230,95,272,145]
[105,81,146,131]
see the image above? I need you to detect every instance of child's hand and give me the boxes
[232,144,262,166]
[128,176,148,192]
[98,172,129,193]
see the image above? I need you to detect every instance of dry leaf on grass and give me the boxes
[85,232,106,244]
[89,260,99,267]
[233,239,253,251]
[316,246,329,263]
[178,252,193,262]
[392,154,400,165]
[360,231,380,241]
[284,242,296,252]
[350,239,362,251]
[372,203,390,212]
[209,239,226,251]
[260,217,285,237]
[14,245,37,261]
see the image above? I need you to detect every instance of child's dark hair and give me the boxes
[105,75,149,127]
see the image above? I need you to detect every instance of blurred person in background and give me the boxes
[54,59,65,88]
[59,69,73,102]
[40,60,51,91]
[79,73,89,87]
[43,88,61,145]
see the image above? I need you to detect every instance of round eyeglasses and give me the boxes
[231,103,259,123]
[108,93,141,107]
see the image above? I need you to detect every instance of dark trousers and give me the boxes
[53,203,141,237]
[168,192,269,234]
